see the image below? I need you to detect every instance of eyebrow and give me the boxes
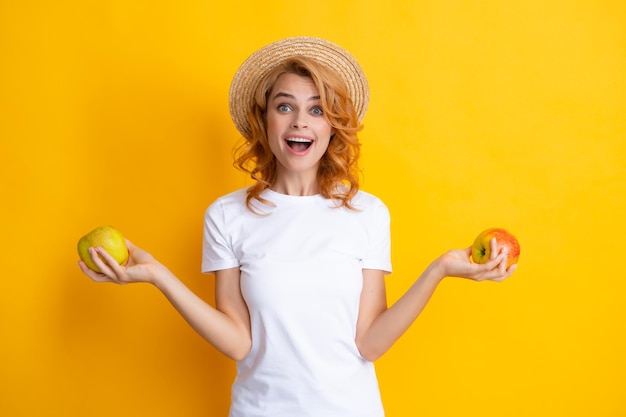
[272,92,321,101]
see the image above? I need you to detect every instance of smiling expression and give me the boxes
[266,73,334,184]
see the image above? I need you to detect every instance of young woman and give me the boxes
[79,37,516,417]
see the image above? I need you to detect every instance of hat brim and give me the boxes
[229,36,369,139]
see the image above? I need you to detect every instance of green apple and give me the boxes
[78,226,128,272]
[471,227,520,268]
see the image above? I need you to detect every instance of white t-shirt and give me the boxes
[202,187,392,417]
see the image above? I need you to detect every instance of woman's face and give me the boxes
[265,73,334,182]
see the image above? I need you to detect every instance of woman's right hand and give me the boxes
[78,239,170,285]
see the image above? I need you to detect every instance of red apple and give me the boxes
[471,227,520,268]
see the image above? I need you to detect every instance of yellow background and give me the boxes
[1,1,624,416]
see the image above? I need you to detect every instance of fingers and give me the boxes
[476,241,514,282]
[90,247,117,276]
[490,263,517,282]
[498,246,508,274]
[78,246,128,284]
[77,259,109,282]
[483,238,509,274]
[95,247,131,281]
[446,238,516,283]
[489,257,517,282]
[489,237,498,260]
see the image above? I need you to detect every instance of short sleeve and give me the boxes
[361,197,392,274]
[201,198,240,274]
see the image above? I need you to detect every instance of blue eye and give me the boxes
[277,104,291,112]
[311,107,324,116]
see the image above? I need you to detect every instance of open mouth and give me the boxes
[285,137,313,152]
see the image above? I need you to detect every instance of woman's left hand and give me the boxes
[437,237,516,282]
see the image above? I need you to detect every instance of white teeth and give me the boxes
[286,137,313,143]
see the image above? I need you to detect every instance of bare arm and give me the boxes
[154,266,251,360]
[356,239,516,361]
[78,240,252,361]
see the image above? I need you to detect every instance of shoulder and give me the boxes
[351,190,389,213]
[205,187,249,218]
[213,187,248,205]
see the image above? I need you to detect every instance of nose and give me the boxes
[291,110,308,128]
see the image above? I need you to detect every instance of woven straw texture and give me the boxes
[229,36,369,139]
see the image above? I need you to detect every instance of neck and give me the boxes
[271,172,319,196]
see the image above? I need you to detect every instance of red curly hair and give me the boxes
[233,57,363,212]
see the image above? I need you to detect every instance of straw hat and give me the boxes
[229,36,369,139]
